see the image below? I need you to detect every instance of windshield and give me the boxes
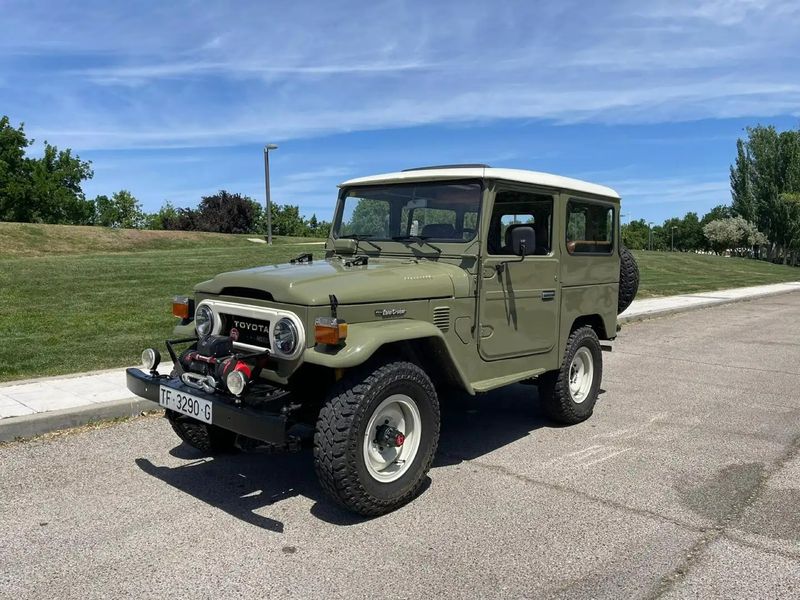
[334,180,481,242]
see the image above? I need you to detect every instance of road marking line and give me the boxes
[579,447,632,467]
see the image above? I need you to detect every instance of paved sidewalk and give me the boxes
[618,281,800,323]
[1,280,798,440]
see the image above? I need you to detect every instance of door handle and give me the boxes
[542,290,555,301]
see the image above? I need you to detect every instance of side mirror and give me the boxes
[511,226,535,257]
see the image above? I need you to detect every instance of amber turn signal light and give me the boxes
[172,296,194,320]
[315,317,348,346]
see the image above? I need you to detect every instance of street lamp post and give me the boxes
[263,144,279,245]
[671,226,677,252]
[648,222,654,251]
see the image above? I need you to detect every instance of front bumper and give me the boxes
[126,368,289,445]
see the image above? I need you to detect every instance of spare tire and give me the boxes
[618,245,639,314]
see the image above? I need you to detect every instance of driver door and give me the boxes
[478,187,560,360]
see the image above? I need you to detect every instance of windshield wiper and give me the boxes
[391,235,442,253]
[337,234,382,252]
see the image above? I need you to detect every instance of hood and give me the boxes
[195,257,470,305]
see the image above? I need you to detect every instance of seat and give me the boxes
[420,223,457,238]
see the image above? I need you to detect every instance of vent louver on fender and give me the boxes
[433,306,451,332]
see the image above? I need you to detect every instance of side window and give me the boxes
[488,190,553,255]
[566,199,614,254]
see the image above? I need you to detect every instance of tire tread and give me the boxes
[313,361,439,516]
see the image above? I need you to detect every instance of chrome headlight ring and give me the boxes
[195,304,214,337]
[272,317,299,356]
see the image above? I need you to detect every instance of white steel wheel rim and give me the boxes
[363,394,422,483]
[568,347,594,404]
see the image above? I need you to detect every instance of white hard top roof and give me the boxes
[340,167,620,199]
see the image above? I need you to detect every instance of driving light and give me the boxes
[272,318,298,355]
[141,348,161,371]
[195,304,214,337]
[226,370,248,396]
[315,317,348,346]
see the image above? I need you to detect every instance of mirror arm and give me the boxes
[495,242,527,274]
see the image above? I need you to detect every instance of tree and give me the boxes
[730,125,800,263]
[269,203,307,236]
[0,116,94,224]
[95,190,145,228]
[196,190,261,234]
[701,204,732,226]
[678,212,704,251]
[621,219,649,250]
[0,116,32,222]
[776,193,800,265]
[145,201,179,230]
[703,216,766,255]
[27,143,95,224]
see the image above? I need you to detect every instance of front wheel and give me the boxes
[313,361,440,516]
[165,410,237,454]
[538,326,603,424]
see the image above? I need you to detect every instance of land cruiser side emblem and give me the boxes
[375,308,406,319]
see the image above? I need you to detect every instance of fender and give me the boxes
[303,319,474,394]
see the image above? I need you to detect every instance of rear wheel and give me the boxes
[538,326,602,424]
[313,361,440,516]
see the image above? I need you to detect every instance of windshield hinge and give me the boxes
[290,252,313,264]
[345,255,369,267]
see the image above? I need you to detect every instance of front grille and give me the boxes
[218,287,274,302]
[220,313,271,348]
[433,306,451,332]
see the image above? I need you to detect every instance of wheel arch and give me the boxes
[303,320,475,395]
[569,314,609,340]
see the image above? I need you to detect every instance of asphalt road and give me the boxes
[1,293,799,599]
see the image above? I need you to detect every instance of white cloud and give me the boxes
[1,0,799,150]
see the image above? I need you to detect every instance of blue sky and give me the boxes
[2,0,799,223]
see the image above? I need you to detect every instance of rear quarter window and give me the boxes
[566,199,614,255]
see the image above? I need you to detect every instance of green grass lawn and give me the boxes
[0,224,324,381]
[0,224,797,382]
[0,221,317,258]
[634,251,799,298]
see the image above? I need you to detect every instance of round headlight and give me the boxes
[141,348,161,371]
[226,370,248,396]
[272,318,298,355]
[195,304,214,337]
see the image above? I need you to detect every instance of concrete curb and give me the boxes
[0,397,161,443]
[618,284,800,325]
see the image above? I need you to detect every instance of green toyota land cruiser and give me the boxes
[127,164,639,515]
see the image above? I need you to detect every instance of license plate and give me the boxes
[159,386,213,424]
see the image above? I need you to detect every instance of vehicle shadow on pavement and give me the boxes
[435,383,552,466]
[135,452,324,533]
[133,383,568,530]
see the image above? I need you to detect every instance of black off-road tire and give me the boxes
[538,326,603,425]
[166,409,237,454]
[618,245,640,314]
[313,361,440,516]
